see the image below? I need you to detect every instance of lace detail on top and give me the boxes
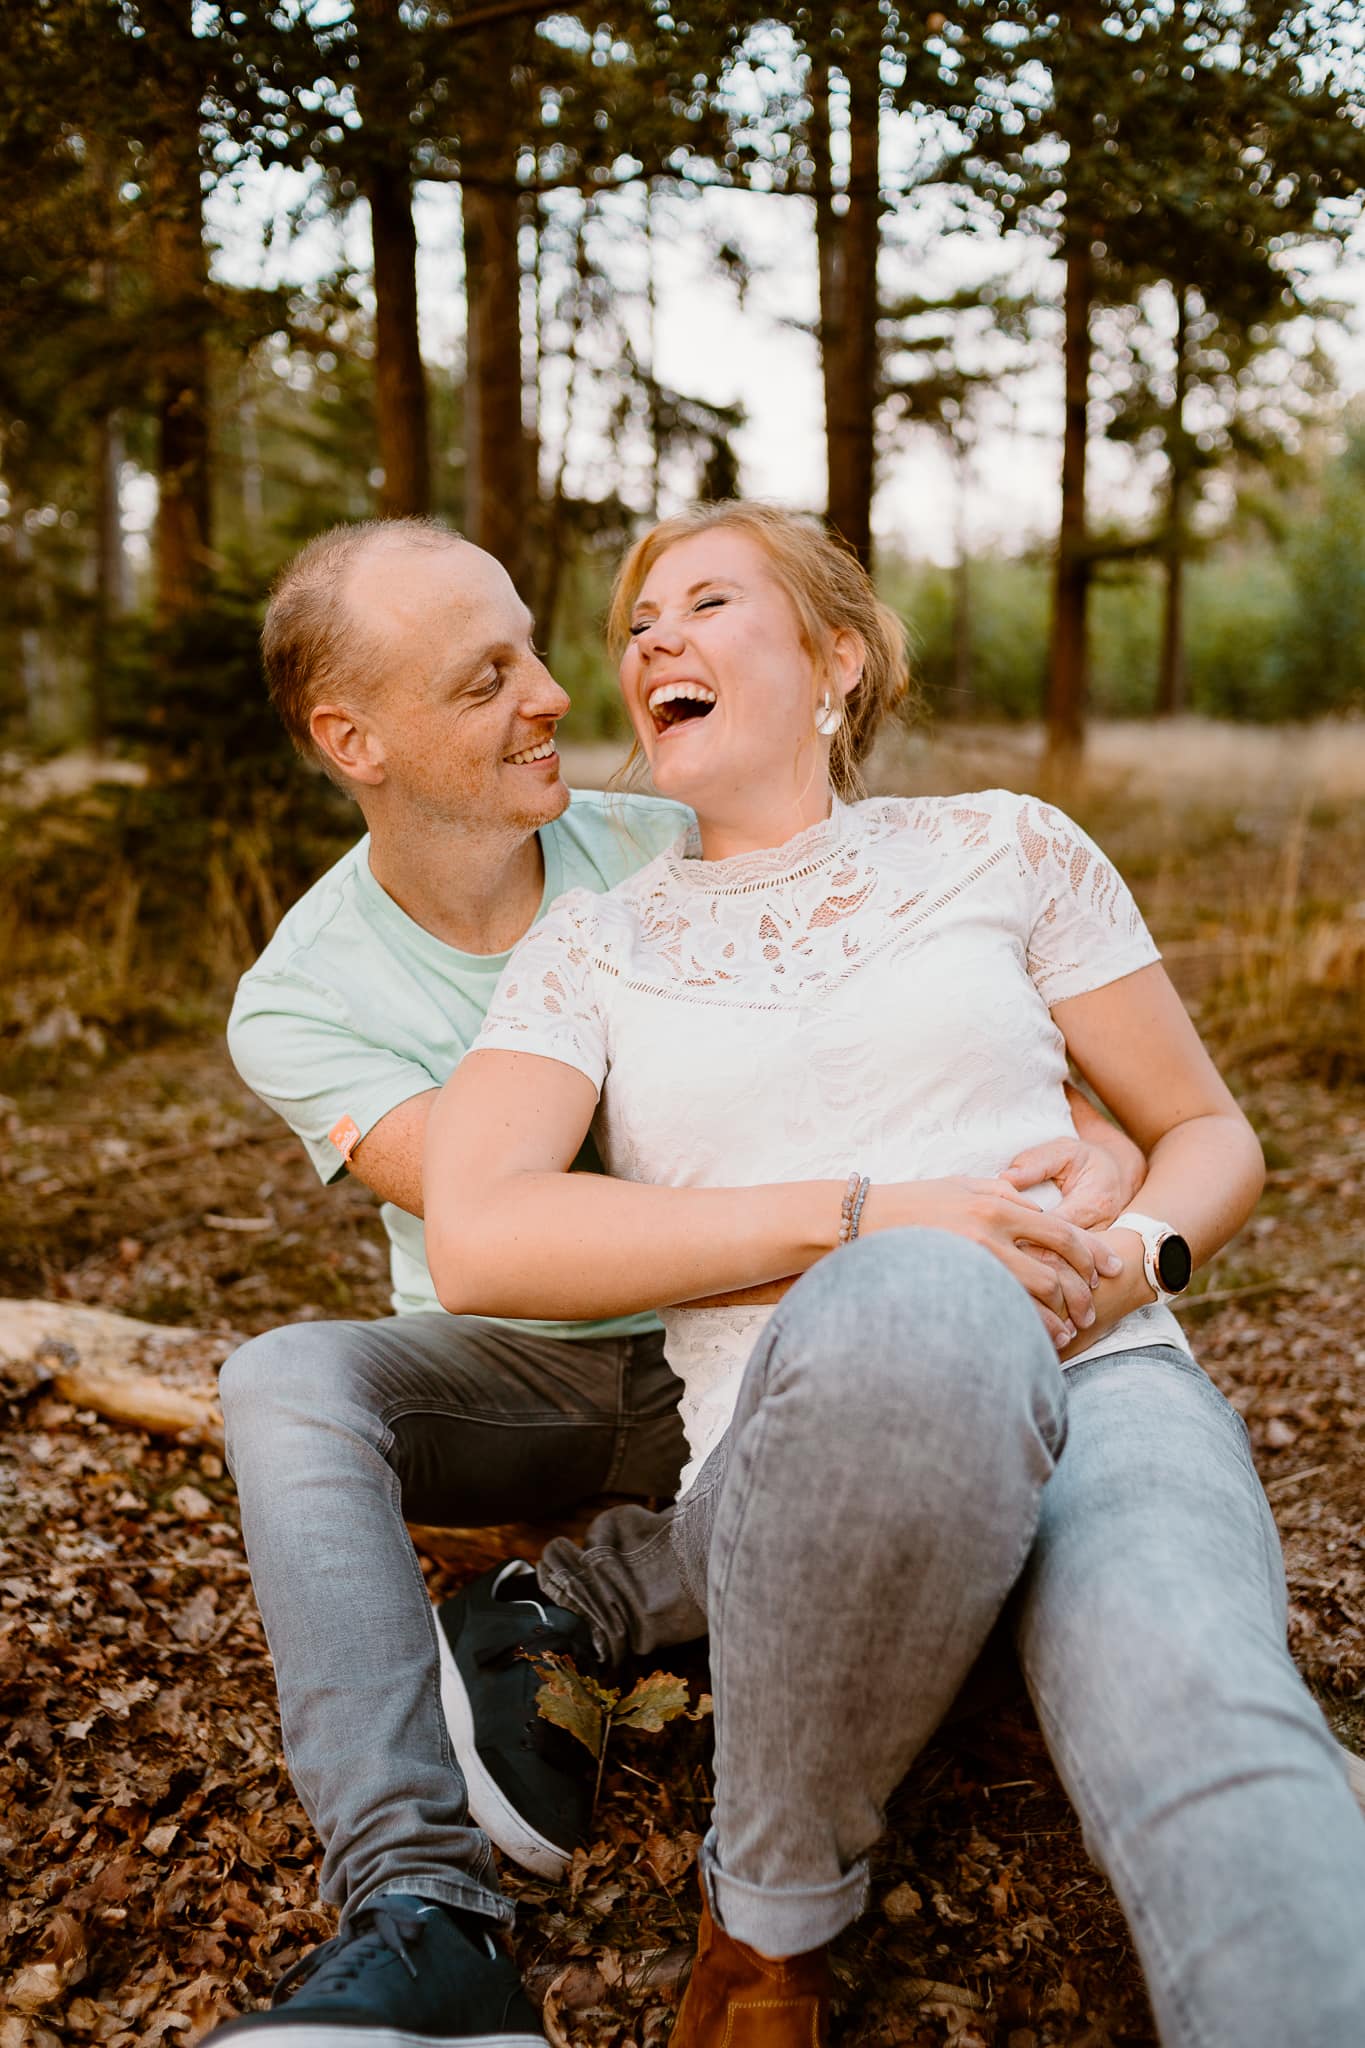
[488,791,1154,1033]
[476,788,1173,1490]
[666,803,852,893]
[662,1306,775,1496]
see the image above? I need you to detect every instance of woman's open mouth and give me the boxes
[647,682,717,735]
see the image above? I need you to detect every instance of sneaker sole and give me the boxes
[215,2027,545,2046]
[435,1613,572,1883]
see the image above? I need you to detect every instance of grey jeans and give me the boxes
[224,1232,1365,2046]
[545,1230,1365,2048]
[220,1311,687,1926]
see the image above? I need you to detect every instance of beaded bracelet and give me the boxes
[837,1171,861,1245]
[849,1174,871,1241]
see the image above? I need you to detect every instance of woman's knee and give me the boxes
[770,1228,1063,1437]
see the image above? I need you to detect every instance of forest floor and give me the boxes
[3,719,1365,2047]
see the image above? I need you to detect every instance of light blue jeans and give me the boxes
[543,1230,1365,2048]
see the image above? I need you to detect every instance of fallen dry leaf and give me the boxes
[6,1964,64,2013]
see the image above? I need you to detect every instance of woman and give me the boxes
[424,503,1365,2046]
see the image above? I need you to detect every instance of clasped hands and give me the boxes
[860,1134,1135,1353]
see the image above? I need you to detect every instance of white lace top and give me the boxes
[476,790,1189,1494]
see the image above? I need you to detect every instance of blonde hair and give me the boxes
[606,501,917,798]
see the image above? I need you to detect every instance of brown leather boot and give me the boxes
[670,1892,832,2046]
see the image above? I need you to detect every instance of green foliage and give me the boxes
[885,545,1332,726]
[4,0,1363,760]
[549,546,635,744]
[106,591,291,798]
[1272,430,1365,719]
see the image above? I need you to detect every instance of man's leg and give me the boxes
[220,1315,684,1926]
[1014,1346,1365,2048]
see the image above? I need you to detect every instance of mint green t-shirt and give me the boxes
[227,789,691,1333]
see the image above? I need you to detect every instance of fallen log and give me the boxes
[0,1298,227,1447]
[0,1299,612,1561]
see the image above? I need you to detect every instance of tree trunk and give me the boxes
[645,186,663,522]
[11,510,50,745]
[1156,286,1190,718]
[812,25,880,569]
[353,0,431,519]
[91,409,124,743]
[89,138,124,745]
[1045,220,1093,774]
[368,163,432,517]
[950,434,973,712]
[462,22,529,582]
[530,203,591,642]
[148,95,212,628]
[952,550,973,713]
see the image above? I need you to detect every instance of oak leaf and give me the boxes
[533,1654,610,1758]
[612,1672,690,1734]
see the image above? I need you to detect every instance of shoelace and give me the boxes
[270,1900,429,2006]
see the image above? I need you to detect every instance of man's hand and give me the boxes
[861,1174,1123,1351]
[1001,1132,1139,1230]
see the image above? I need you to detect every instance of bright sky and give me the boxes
[206,120,1365,567]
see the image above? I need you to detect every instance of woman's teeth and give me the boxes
[506,739,557,765]
[648,682,717,729]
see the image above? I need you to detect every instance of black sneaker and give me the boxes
[436,1560,596,1880]
[208,1893,545,2045]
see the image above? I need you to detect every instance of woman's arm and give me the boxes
[423,1048,1113,1329]
[1046,961,1264,1357]
[424,1049,841,1316]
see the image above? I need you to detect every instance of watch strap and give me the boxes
[1112,1210,1184,1304]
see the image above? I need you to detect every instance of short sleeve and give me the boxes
[1012,796,1160,1005]
[474,889,609,1092]
[228,972,440,1185]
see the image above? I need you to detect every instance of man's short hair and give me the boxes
[261,518,465,762]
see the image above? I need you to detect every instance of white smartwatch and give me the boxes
[1112,1211,1193,1305]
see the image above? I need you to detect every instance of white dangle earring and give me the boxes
[815,688,843,737]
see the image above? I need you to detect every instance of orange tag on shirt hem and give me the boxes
[329,1115,361,1163]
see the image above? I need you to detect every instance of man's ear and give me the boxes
[309,702,385,788]
[830,628,865,701]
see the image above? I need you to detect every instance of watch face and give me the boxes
[1156,1233,1193,1295]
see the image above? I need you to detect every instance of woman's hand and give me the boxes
[861,1177,1124,1351]
[999,1133,1135,1230]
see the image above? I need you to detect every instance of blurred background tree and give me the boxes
[2,0,1362,783]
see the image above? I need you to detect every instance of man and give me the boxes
[215,517,1140,2046]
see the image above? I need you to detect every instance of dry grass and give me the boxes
[864,714,1365,808]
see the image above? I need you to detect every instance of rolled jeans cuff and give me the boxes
[355,1874,515,1932]
[700,1827,868,1955]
